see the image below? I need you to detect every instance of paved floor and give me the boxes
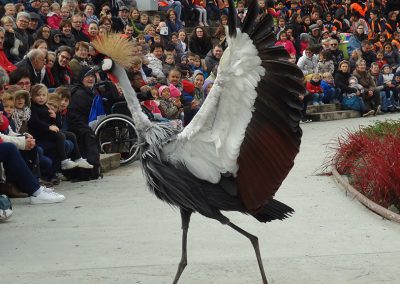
[2,113,400,284]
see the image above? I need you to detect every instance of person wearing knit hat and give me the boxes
[158,84,183,120]
[169,84,181,98]
[202,79,214,98]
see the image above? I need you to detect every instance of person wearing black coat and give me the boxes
[49,46,73,88]
[15,49,50,86]
[334,60,357,95]
[67,66,100,175]
[188,26,213,59]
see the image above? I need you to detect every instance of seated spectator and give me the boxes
[316,49,334,75]
[205,44,222,76]
[327,38,343,72]
[193,0,209,27]
[0,27,16,73]
[352,59,381,115]
[342,75,368,115]
[11,89,31,134]
[35,25,53,50]
[359,40,376,68]
[47,2,62,30]
[383,42,400,68]
[87,22,99,41]
[99,16,113,33]
[158,84,183,119]
[297,48,317,78]
[1,16,22,64]
[158,1,182,24]
[188,26,212,59]
[15,49,47,85]
[165,9,183,35]
[4,3,16,19]
[14,12,32,62]
[321,72,341,104]
[306,73,324,106]
[71,13,89,43]
[0,142,65,204]
[162,54,176,76]
[69,41,90,83]
[308,24,322,53]
[84,3,98,25]
[59,19,76,48]
[49,45,73,87]
[347,23,367,55]
[146,43,166,81]
[377,64,398,112]
[112,5,130,33]
[136,12,150,32]
[67,66,101,177]
[275,30,296,58]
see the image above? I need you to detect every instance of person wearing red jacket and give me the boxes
[0,28,16,73]
[306,73,324,106]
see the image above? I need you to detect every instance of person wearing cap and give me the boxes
[112,5,130,33]
[14,12,32,62]
[308,23,322,53]
[27,12,41,42]
[67,66,100,175]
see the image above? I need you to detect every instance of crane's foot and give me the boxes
[228,222,268,284]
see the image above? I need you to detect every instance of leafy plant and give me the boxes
[334,120,400,209]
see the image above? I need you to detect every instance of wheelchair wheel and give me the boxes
[94,114,139,165]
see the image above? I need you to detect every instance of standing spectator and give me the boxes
[188,26,212,59]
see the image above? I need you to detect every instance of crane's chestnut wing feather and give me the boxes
[161,5,304,212]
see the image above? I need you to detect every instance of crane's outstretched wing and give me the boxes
[162,0,304,212]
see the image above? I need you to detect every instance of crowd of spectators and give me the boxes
[0,0,399,214]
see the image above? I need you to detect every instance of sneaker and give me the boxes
[199,22,204,26]
[74,158,94,169]
[61,159,78,170]
[374,105,381,116]
[319,101,325,105]
[313,102,319,106]
[362,110,375,117]
[30,188,65,204]
[0,195,12,221]
[204,21,209,27]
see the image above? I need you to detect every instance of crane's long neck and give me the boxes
[111,63,152,132]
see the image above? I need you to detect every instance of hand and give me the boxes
[49,125,59,132]
[356,90,360,96]
[25,137,35,150]
[173,99,182,108]
[48,109,56,118]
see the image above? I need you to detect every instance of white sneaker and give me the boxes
[0,208,12,221]
[74,158,94,169]
[42,186,54,192]
[61,159,78,170]
[30,188,65,204]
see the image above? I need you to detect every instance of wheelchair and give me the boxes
[92,81,153,165]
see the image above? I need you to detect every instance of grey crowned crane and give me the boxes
[92,0,304,282]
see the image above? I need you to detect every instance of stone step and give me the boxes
[100,153,121,173]
[308,110,361,122]
[306,103,339,114]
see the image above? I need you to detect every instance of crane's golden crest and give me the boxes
[91,34,135,69]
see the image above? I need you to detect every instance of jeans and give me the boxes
[323,88,341,104]
[312,93,324,105]
[0,143,39,195]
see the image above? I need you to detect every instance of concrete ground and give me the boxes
[2,113,400,284]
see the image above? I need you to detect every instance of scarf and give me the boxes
[11,106,31,133]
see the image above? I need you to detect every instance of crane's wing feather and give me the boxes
[162,5,304,212]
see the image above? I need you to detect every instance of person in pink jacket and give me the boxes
[46,2,62,30]
[275,31,296,58]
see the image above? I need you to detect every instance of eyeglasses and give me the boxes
[330,43,338,46]
[60,54,71,61]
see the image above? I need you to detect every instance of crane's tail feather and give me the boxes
[253,199,294,222]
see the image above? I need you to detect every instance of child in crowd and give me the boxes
[342,76,370,116]
[275,30,296,58]
[143,86,163,120]
[2,93,16,132]
[236,1,247,23]
[55,86,71,131]
[375,51,387,70]
[306,73,324,106]
[193,0,209,27]
[377,64,398,111]
[137,13,150,31]
[11,90,31,134]
[158,85,183,119]
[321,72,341,104]
[316,50,334,75]
[163,54,176,76]
[28,84,93,171]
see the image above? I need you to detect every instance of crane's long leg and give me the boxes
[228,222,268,284]
[173,209,192,284]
